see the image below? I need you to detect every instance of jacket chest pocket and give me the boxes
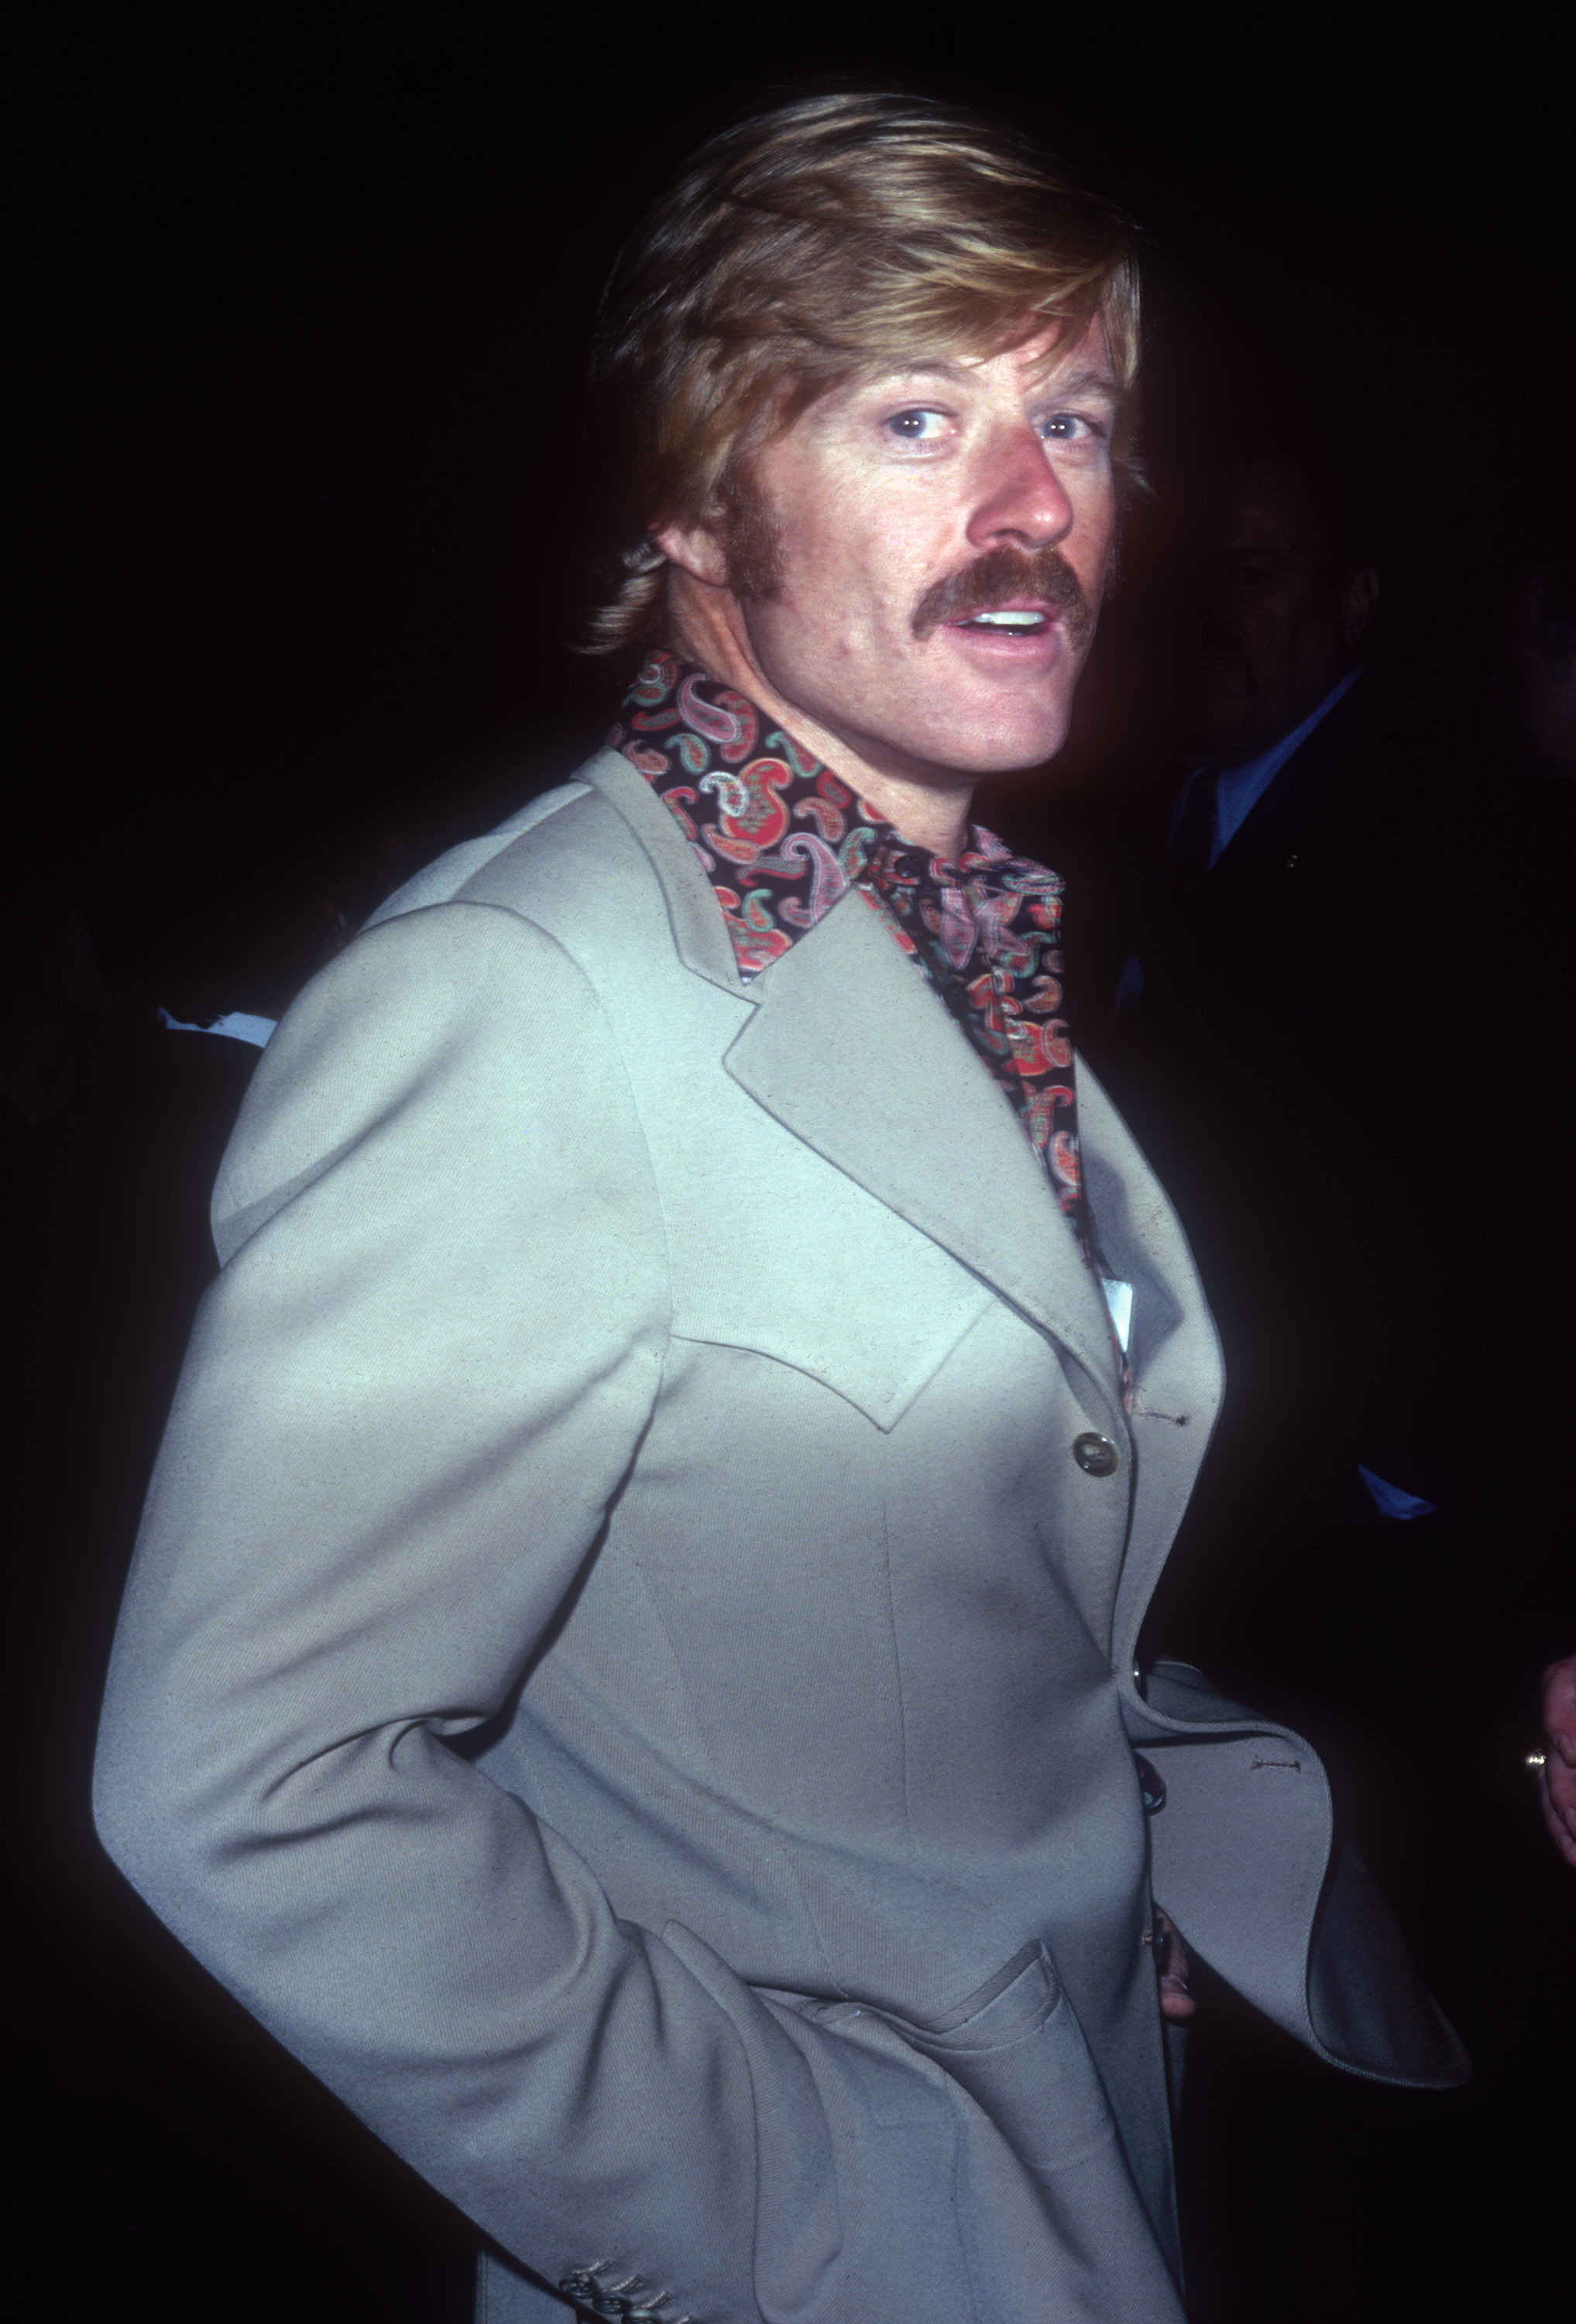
[671,1249,995,1434]
[658,1061,1011,1431]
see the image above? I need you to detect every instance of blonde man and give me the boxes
[94,96,1465,2324]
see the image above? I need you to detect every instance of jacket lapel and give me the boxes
[724,884,1123,1420]
[586,737,1121,1419]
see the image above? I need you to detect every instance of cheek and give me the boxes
[1080,482,1119,562]
[1055,506,1118,627]
[771,490,870,610]
[781,516,932,645]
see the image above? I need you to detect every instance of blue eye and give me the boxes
[1039,412,1106,443]
[888,408,946,441]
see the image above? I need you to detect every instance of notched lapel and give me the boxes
[723,886,1121,1411]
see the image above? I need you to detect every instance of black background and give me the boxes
[10,12,1574,2322]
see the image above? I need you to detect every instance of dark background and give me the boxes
[9,13,1574,2323]
[16,17,1576,989]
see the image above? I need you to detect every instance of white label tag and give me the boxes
[1100,1277,1133,1354]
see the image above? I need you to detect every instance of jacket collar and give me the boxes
[582,745,753,997]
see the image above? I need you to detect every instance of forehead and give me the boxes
[1009,316,1115,383]
[892,317,1116,390]
[796,316,1119,421]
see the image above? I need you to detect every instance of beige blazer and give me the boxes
[94,747,1466,2324]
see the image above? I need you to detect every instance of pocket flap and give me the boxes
[673,1265,994,1432]
[887,1944,1060,2054]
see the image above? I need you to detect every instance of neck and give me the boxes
[665,573,973,858]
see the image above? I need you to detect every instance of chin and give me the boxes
[898,672,1066,770]
[946,700,1072,775]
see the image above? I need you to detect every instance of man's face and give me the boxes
[1196,461,1374,764]
[730,324,1120,786]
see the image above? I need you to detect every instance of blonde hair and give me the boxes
[582,91,1142,657]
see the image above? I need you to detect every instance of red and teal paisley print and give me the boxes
[609,651,1085,1226]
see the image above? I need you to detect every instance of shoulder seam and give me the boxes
[350,902,678,1340]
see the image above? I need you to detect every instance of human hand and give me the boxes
[1537,1655,1576,1868]
[1155,1910,1196,2022]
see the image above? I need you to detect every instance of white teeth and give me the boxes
[966,609,1046,628]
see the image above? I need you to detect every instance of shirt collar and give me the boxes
[1206,665,1363,864]
[607,650,1044,982]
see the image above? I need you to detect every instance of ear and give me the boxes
[1341,562,1379,648]
[651,513,731,589]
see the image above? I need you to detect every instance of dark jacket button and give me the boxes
[1072,1431,1118,1477]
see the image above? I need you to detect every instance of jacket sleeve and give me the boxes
[92,901,860,2324]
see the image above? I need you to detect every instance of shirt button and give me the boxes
[1072,1431,1118,1477]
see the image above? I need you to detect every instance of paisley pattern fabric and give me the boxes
[609,651,1086,1229]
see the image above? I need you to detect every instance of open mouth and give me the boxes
[953,608,1052,634]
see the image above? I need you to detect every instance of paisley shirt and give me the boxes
[609,651,1087,1236]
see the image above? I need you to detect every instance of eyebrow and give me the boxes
[1031,366,1121,402]
[863,357,1121,401]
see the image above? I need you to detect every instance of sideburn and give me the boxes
[720,478,784,603]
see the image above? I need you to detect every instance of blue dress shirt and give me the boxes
[1181,665,1363,866]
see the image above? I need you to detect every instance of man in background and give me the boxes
[1104,476,1575,2322]
[1112,455,1455,1685]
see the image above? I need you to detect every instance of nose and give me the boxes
[964,421,1074,555]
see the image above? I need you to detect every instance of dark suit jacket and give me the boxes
[1111,675,1456,1459]
[1090,685,1576,2324]
[1087,673,1500,1759]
